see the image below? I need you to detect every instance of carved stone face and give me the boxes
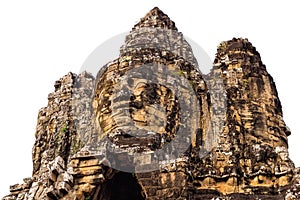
[93,52,210,156]
[129,83,179,136]
[94,62,182,150]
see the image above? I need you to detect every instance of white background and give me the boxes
[0,0,299,197]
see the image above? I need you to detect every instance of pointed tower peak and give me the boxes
[133,7,178,31]
[217,38,256,53]
[215,37,262,65]
[148,7,167,16]
[149,6,163,13]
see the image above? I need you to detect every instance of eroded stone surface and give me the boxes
[187,38,295,196]
[2,7,299,200]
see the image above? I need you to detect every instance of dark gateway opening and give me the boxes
[99,172,145,200]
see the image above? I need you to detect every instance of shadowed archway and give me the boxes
[99,171,146,200]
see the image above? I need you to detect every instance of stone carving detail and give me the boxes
[2,7,300,200]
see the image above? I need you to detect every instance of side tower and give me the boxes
[189,38,295,195]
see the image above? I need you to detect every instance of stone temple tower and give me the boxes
[3,7,300,200]
[92,6,211,172]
